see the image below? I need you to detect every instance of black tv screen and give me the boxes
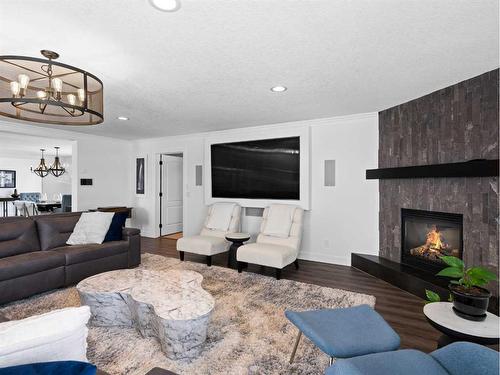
[211,136,300,200]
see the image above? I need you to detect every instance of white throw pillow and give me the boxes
[206,203,235,231]
[0,306,91,368]
[262,204,296,238]
[67,212,115,245]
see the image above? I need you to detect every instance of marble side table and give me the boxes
[424,302,500,348]
[77,269,215,359]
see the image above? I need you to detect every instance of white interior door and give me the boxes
[161,155,183,235]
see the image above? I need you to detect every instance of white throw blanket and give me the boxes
[262,204,296,238]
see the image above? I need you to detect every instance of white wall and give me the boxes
[0,157,42,215]
[41,156,72,200]
[132,135,206,238]
[0,121,134,214]
[132,113,379,265]
[72,137,133,211]
[0,157,41,197]
[305,114,379,264]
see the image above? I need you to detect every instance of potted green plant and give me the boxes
[426,256,497,321]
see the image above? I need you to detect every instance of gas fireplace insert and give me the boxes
[401,208,463,273]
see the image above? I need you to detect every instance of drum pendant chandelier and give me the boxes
[0,50,103,125]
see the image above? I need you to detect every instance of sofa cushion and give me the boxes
[237,242,297,269]
[34,213,82,251]
[0,251,65,282]
[206,203,235,231]
[104,212,128,242]
[177,235,230,256]
[0,217,40,258]
[262,204,296,238]
[0,361,96,375]
[53,241,128,265]
[67,212,115,245]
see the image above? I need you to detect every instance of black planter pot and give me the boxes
[449,284,491,321]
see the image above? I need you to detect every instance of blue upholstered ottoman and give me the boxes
[285,304,400,364]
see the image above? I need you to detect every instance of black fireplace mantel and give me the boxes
[366,159,499,180]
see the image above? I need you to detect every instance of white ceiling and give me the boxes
[0,132,72,159]
[1,0,498,140]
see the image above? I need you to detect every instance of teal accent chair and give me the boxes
[61,194,72,212]
[19,192,41,202]
[285,305,400,365]
[325,342,499,375]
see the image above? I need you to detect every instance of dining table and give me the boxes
[36,201,62,212]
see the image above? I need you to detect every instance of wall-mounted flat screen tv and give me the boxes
[211,136,300,200]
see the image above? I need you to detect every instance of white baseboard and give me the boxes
[140,230,156,238]
[298,251,351,266]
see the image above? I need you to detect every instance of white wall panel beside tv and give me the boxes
[204,126,310,209]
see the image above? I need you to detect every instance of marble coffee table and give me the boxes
[76,269,215,359]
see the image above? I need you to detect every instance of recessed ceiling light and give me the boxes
[149,0,181,12]
[271,86,287,93]
[117,116,129,121]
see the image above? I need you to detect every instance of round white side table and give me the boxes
[424,302,499,348]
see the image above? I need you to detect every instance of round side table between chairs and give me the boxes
[225,232,251,269]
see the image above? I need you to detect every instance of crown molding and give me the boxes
[135,112,378,143]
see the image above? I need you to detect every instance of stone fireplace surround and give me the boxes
[378,69,499,295]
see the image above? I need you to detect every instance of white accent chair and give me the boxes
[176,203,241,266]
[237,204,304,279]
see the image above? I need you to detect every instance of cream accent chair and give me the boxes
[237,204,304,279]
[176,203,241,266]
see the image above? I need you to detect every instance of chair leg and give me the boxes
[179,251,184,261]
[276,268,281,280]
[289,331,302,364]
[294,259,299,270]
[206,255,212,267]
[237,262,243,273]
[329,357,335,366]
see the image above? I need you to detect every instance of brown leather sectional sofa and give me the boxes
[0,212,141,305]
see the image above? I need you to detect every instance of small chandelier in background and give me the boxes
[0,50,103,125]
[31,147,66,178]
[49,146,65,177]
[31,149,49,177]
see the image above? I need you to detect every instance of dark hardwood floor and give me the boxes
[141,237,496,354]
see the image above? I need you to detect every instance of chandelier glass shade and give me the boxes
[49,147,65,177]
[0,50,103,125]
[33,149,49,178]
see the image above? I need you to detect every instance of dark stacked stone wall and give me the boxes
[378,69,499,293]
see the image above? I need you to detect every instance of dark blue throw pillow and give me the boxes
[103,212,128,242]
[0,361,97,375]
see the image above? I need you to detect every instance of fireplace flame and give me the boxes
[409,224,459,261]
[425,225,444,250]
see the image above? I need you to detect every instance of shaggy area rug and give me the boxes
[0,254,375,375]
